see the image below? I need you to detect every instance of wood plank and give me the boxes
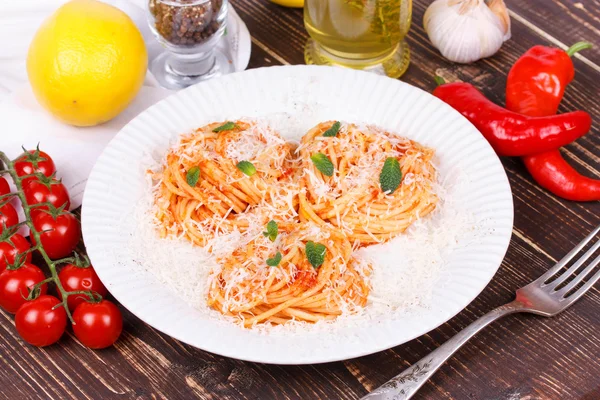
[0,0,598,399]
[229,1,600,399]
[506,0,600,65]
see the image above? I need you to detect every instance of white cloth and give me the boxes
[0,0,251,211]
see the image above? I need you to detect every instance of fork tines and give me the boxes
[538,225,600,300]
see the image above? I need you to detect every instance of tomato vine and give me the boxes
[0,150,101,322]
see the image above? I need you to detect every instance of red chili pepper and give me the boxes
[506,42,600,202]
[433,82,592,157]
[523,151,600,201]
[506,42,592,117]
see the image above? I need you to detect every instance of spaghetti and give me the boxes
[152,119,438,326]
[207,226,372,326]
[153,120,298,247]
[298,121,438,244]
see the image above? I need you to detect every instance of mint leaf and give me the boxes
[322,121,341,137]
[379,157,402,194]
[262,220,278,242]
[305,241,326,269]
[213,121,237,132]
[310,153,334,177]
[186,166,200,187]
[236,161,256,177]
[266,251,282,267]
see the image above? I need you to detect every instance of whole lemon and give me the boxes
[27,0,147,127]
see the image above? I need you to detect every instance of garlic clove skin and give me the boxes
[487,0,511,41]
[424,0,512,64]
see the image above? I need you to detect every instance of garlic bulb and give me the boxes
[424,0,511,64]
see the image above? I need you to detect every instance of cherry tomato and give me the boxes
[0,177,9,196]
[0,263,47,313]
[0,203,18,234]
[31,211,80,259]
[15,295,66,347]
[58,264,107,311]
[0,234,32,273]
[14,150,56,186]
[73,300,122,349]
[24,179,70,217]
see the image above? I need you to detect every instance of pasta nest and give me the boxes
[207,225,371,326]
[298,121,438,244]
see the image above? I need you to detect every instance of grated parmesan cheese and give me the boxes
[126,115,481,336]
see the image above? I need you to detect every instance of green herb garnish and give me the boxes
[379,157,402,194]
[263,220,278,242]
[236,161,256,177]
[310,153,334,177]
[322,121,341,137]
[186,166,200,187]
[305,241,326,269]
[266,252,282,267]
[212,121,237,132]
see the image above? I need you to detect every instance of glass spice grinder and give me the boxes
[147,0,231,89]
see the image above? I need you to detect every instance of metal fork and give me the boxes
[362,224,600,400]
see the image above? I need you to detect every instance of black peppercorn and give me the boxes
[150,0,224,47]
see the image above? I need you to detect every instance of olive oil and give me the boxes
[304,0,412,77]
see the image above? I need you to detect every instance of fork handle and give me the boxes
[361,301,524,400]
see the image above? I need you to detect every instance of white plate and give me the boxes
[82,66,513,364]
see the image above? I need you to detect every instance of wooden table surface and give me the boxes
[2,0,600,399]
